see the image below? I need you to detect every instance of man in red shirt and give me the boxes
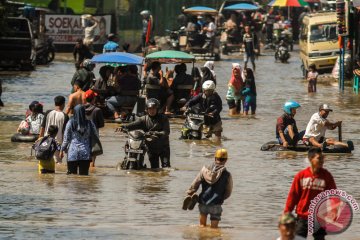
[284,147,336,239]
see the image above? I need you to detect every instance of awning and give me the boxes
[224,3,259,10]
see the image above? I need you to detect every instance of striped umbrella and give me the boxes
[271,0,308,7]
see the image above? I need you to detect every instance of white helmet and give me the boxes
[140,10,151,17]
[202,80,216,91]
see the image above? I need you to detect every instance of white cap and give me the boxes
[319,104,333,112]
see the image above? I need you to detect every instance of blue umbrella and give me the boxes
[91,52,144,65]
[224,3,259,10]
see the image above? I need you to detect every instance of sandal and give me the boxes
[188,194,198,210]
[182,195,192,210]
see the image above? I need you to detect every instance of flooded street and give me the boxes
[0,50,359,239]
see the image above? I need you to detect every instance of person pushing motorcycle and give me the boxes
[184,80,222,140]
[118,98,171,169]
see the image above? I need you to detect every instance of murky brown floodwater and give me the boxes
[0,49,359,239]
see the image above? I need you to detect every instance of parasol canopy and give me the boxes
[224,3,259,10]
[271,0,308,7]
[145,50,195,64]
[183,6,218,15]
[91,52,144,65]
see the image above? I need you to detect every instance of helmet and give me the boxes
[202,80,216,91]
[140,10,150,17]
[146,98,160,109]
[283,100,301,114]
[83,59,95,71]
[215,148,228,159]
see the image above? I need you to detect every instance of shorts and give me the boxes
[227,99,241,112]
[244,52,255,64]
[206,121,223,135]
[244,101,256,112]
[38,159,55,174]
[199,204,222,221]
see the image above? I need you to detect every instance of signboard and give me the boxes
[44,15,111,44]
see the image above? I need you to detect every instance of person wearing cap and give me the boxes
[102,33,119,53]
[119,98,171,169]
[185,80,222,140]
[277,213,305,240]
[71,59,96,92]
[65,80,86,115]
[184,148,233,228]
[303,104,347,149]
[84,89,104,167]
[284,147,336,239]
[39,96,69,164]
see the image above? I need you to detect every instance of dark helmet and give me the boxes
[146,98,160,109]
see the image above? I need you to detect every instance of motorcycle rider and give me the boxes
[184,80,222,140]
[276,101,304,147]
[120,98,171,169]
[71,59,96,92]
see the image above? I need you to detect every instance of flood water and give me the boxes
[0,50,359,239]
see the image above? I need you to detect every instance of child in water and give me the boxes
[184,149,233,228]
[36,125,60,174]
[242,68,257,115]
[307,63,318,93]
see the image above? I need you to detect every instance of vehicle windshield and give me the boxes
[310,23,337,42]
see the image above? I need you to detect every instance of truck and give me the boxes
[0,17,36,70]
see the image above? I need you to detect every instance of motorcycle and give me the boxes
[117,129,148,170]
[166,27,186,50]
[36,37,55,65]
[275,43,290,63]
[180,105,205,140]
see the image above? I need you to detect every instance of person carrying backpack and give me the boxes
[33,125,60,174]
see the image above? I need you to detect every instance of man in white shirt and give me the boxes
[303,104,347,148]
[202,15,216,49]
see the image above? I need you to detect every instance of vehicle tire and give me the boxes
[20,63,35,71]
[120,159,128,170]
[214,53,220,61]
[129,161,136,170]
[47,50,55,63]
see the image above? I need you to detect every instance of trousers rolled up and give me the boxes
[106,95,137,113]
[278,127,305,146]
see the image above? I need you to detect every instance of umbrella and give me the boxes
[224,3,259,11]
[183,6,218,15]
[145,50,195,64]
[268,0,276,6]
[271,0,308,7]
[91,52,144,65]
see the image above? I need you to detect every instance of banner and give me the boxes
[44,15,112,44]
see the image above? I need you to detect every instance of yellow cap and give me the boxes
[215,148,228,159]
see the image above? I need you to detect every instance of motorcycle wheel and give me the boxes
[47,50,55,63]
[129,161,137,170]
[120,159,128,170]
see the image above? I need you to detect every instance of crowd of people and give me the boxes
[1,7,354,239]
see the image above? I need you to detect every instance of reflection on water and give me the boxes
[0,52,359,239]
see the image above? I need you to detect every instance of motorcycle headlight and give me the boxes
[129,139,142,149]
